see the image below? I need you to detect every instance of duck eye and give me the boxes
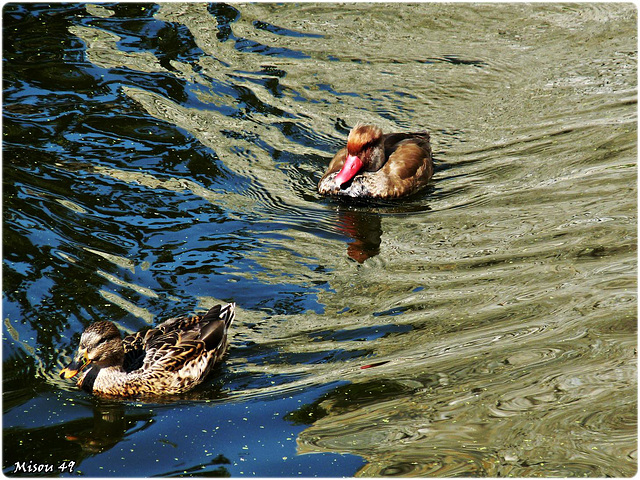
[95,334,118,348]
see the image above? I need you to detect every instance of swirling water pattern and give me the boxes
[3,3,636,477]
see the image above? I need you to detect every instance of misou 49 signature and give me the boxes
[12,460,75,474]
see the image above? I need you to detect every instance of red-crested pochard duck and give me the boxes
[318,124,433,199]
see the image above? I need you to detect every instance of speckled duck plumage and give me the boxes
[60,303,235,397]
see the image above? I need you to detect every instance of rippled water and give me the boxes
[3,2,637,477]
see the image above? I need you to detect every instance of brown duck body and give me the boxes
[60,303,235,397]
[318,124,433,199]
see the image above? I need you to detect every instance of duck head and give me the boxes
[60,321,125,379]
[335,124,385,187]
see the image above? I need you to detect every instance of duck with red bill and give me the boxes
[334,153,364,187]
[318,123,433,199]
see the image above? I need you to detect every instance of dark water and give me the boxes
[3,2,637,477]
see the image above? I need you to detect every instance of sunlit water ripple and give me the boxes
[3,3,636,477]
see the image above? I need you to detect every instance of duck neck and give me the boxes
[80,365,128,394]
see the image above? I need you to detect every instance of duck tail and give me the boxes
[411,131,430,142]
[218,302,235,328]
[199,303,235,350]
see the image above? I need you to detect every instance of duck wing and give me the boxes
[382,132,431,159]
[369,133,432,198]
[122,303,235,374]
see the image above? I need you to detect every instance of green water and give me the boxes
[3,3,637,476]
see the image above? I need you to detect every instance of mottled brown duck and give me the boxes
[318,123,433,199]
[60,303,235,397]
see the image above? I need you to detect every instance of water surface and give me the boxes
[3,2,637,477]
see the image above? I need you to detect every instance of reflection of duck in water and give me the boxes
[318,124,433,199]
[64,404,136,454]
[336,210,382,263]
[60,304,235,396]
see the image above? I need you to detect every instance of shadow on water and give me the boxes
[3,401,155,476]
[318,180,439,262]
